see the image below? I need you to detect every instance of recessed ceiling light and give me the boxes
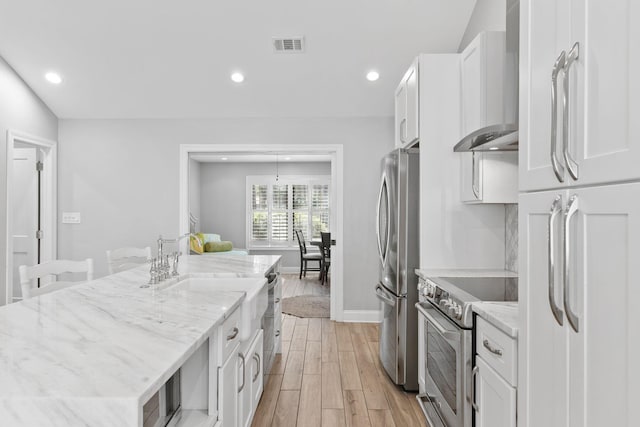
[366,70,380,82]
[489,147,499,151]
[231,72,245,83]
[45,72,62,84]
[285,157,291,161]
[221,157,229,160]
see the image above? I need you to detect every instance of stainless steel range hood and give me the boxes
[454,0,519,153]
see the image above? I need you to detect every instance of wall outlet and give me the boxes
[62,212,81,224]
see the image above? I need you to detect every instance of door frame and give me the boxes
[5,130,57,303]
[179,144,345,320]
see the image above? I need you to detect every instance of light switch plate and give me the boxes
[62,212,81,224]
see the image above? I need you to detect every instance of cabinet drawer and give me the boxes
[476,317,517,386]
[218,307,243,362]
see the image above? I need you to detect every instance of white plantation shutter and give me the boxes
[247,177,329,247]
[292,184,309,240]
[271,185,289,241]
[251,184,268,240]
[311,184,330,239]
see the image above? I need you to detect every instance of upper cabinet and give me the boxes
[520,0,640,192]
[395,59,419,148]
[460,31,506,136]
[458,31,517,204]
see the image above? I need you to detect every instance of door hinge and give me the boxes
[36,230,43,239]
[36,161,43,171]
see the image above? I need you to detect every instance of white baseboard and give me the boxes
[341,310,382,323]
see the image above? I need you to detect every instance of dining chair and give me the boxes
[19,258,94,299]
[106,246,152,274]
[320,232,332,286]
[295,230,322,279]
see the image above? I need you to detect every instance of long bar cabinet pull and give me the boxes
[548,195,564,326]
[551,51,567,182]
[564,195,580,333]
[562,42,580,181]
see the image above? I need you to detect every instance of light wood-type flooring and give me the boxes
[252,274,428,427]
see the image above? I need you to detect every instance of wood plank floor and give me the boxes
[252,274,429,427]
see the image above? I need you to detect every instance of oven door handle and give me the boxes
[415,303,460,341]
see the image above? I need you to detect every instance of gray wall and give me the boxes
[0,56,58,306]
[198,161,331,270]
[57,117,393,311]
[458,0,506,51]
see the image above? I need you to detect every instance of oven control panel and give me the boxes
[418,278,464,321]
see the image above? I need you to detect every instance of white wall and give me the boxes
[58,118,393,311]
[188,158,201,230]
[458,0,506,52]
[198,161,331,270]
[0,56,58,306]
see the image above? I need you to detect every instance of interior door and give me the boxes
[12,147,39,301]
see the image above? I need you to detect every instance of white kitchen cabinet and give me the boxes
[473,317,517,427]
[218,346,240,427]
[460,152,518,204]
[460,31,505,136]
[240,329,264,427]
[520,0,640,192]
[395,59,419,148]
[474,357,516,427]
[518,183,640,427]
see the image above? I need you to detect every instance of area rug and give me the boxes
[281,295,330,318]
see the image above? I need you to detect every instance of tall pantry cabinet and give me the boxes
[519,1,640,427]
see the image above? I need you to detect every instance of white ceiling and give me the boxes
[0,0,476,119]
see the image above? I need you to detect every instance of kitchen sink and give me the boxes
[165,277,268,341]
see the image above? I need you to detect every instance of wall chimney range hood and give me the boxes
[454,0,519,153]
[454,124,518,152]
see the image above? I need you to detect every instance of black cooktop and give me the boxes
[435,276,518,302]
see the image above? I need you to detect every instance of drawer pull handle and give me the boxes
[227,327,239,341]
[483,339,503,356]
[275,298,281,304]
[275,330,281,337]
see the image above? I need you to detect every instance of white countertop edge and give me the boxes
[471,302,519,339]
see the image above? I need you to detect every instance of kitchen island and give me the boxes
[0,254,281,427]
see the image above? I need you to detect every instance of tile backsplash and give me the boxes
[505,204,518,273]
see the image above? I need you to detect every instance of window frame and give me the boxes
[246,175,330,249]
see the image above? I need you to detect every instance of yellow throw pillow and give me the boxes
[204,241,233,252]
[190,234,204,254]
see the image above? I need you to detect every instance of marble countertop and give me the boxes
[415,268,518,279]
[0,254,280,426]
[471,302,519,338]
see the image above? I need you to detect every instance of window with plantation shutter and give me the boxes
[247,176,330,248]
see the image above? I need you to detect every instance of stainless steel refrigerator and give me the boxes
[374,147,419,391]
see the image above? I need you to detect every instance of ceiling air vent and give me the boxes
[273,37,304,53]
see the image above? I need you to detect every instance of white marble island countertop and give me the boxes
[0,254,280,426]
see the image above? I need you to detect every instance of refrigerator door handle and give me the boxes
[376,174,391,266]
[375,284,397,306]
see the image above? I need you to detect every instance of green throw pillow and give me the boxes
[204,241,233,252]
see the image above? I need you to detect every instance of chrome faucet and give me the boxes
[146,233,192,285]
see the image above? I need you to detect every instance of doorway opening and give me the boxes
[179,144,344,320]
[5,131,57,303]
